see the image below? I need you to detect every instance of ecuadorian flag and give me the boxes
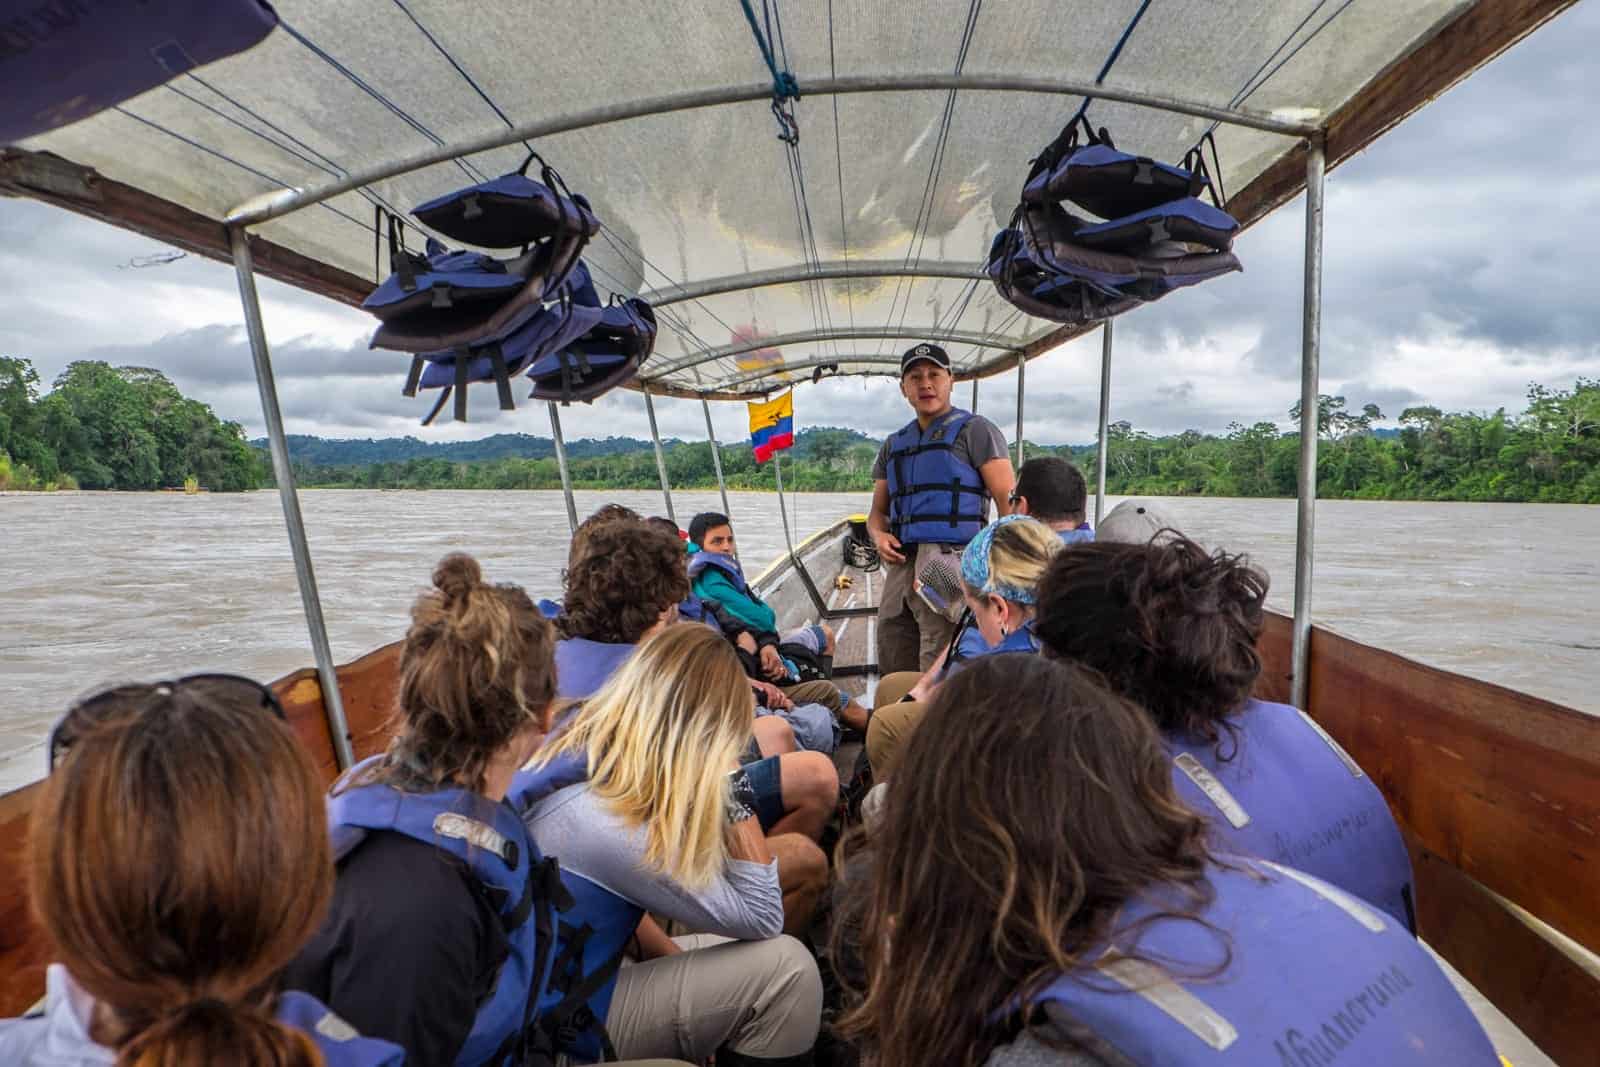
[748,391,794,464]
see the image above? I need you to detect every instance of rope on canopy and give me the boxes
[880,0,985,359]
[227,76,1320,225]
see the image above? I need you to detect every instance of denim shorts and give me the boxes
[740,753,786,832]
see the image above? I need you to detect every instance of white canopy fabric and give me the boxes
[6,0,1565,397]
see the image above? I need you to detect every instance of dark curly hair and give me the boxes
[1033,537,1269,750]
[560,518,690,644]
[379,553,557,793]
[833,655,1217,1067]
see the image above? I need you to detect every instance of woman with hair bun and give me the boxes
[0,675,403,1066]
[284,553,585,1066]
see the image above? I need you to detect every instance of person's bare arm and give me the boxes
[981,456,1017,517]
[867,479,906,563]
[725,810,773,865]
[906,642,952,703]
[632,915,682,959]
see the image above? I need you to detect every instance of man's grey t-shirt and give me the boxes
[872,410,1010,485]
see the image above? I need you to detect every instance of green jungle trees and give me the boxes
[4,351,1597,504]
[0,357,261,491]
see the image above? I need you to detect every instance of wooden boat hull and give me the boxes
[2,515,1596,1064]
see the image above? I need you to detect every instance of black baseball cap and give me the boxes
[900,342,951,375]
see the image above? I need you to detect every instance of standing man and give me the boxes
[868,343,1015,674]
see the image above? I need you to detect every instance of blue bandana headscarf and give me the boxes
[960,514,1044,605]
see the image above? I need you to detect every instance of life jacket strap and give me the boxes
[402,355,424,398]
[540,919,625,1062]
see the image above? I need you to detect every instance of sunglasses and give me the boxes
[49,673,285,772]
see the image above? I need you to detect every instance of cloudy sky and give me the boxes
[1,3,1595,448]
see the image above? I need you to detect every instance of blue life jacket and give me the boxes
[989,203,1241,326]
[1167,699,1417,932]
[538,599,563,619]
[555,635,637,699]
[0,0,277,143]
[511,753,645,1065]
[884,408,989,545]
[1026,862,1497,1066]
[940,618,1038,682]
[1073,196,1238,255]
[405,262,607,423]
[688,551,752,595]
[412,152,598,250]
[274,991,407,1066]
[328,759,569,1067]
[363,241,534,323]
[1058,524,1095,544]
[1023,138,1202,219]
[527,296,656,405]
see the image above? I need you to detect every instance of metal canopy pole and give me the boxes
[227,76,1317,226]
[1095,320,1114,526]
[643,259,987,307]
[701,397,731,520]
[773,452,795,553]
[1291,137,1327,711]
[971,378,979,414]
[646,325,1016,381]
[643,388,675,523]
[227,227,353,770]
[546,402,578,534]
[1014,352,1026,469]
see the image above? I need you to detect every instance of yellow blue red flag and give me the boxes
[748,391,794,463]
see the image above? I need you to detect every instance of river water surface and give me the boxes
[3,490,1597,792]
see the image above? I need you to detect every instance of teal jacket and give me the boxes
[689,553,778,635]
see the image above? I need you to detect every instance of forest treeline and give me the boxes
[0,358,261,492]
[5,355,1599,503]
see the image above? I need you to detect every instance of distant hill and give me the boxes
[251,433,670,466]
[252,426,879,468]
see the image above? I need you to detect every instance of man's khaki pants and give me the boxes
[875,543,960,676]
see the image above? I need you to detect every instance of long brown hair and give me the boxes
[380,552,557,793]
[29,678,333,1066]
[834,655,1215,1067]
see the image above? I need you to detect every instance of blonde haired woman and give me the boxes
[516,623,824,1067]
[866,514,1062,778]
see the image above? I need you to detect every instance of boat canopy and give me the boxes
[0,0,1572,399]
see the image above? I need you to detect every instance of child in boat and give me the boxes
[865,513,1061,778]
[0,675,403,1066]
[1033,536,1418,932]
[833,655,1501,1067]
[558,511,840,841]
[1008,456,1095,543]
[686,510,871,733]
[520,623,825,1065]
[282,553,568,1065]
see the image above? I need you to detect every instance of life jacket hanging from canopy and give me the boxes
[1022,117,1204,219]
[525,295,656,405]
[413,151,596,250]
[402,263,657,423]
[363,159,598,352]
[1021,861,1499,1066]
[990,121,1243,324]
[403,262,606,424]
[0,0,278,144]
